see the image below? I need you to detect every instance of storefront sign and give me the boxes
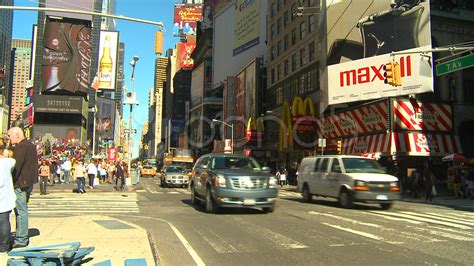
[392,99,452,132]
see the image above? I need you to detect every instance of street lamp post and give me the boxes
[212,119,233,154]
[125,56,139,182]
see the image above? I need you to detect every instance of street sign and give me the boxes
[318,138,326,148]
[436,53,474,76]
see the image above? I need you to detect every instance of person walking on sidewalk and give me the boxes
[38,160,50,195]
[0,142,16,254]
[115,161,125,191]
[62,157,72,184]
[423,164,436,202]
[85,160,97,189]
[7,127,39,249]
[74,160,86,193]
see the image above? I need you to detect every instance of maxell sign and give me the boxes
[322,0,433,106]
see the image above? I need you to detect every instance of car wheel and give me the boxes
[191,185,199,205]
[262,204,275,214]
[380,202,393,210]
[302,185,312,203]
[338,189,354,209]
[205,188,219,214]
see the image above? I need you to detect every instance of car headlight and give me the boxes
[354,180,369,191]
[213,174,227,188]
[269,176,278,188]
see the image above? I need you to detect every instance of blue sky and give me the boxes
[12,0,180,157]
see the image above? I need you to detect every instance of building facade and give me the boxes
[0,0,14,135]
[10,39,32,127]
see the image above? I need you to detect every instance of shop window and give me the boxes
[300,21,306,40]
[309,15,315,33]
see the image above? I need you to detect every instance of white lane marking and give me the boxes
[309,211,383,228]
[426,212,473,223]
[195,230,240,254]
[370,211,471,229]
[322,223,403,244]
[409,226,474,241]
[365,211,424,225]
[446,212,474,219]
[236,218,307,249]
[167,221,206,266]
[428,226,474,237]
[399,211,474,226]
[168,191,180,194]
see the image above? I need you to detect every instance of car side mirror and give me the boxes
[262,166,271,173]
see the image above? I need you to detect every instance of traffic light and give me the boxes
[383,61,402,86]
[336,140,342,154]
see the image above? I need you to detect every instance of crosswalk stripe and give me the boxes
[309,211,383,228]
[425,212,473,223]
[369,211,472,229]
[28,193,139,215]
[399,211,473,226]
[408,226,474,241]
[322,223,403,244]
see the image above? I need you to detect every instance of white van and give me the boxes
[297,155,400,209]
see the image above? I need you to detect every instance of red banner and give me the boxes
[107,148,117,161]
[178,42,196,69]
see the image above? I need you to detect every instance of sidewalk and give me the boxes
[1,215,155,265]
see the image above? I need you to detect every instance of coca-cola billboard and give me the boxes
[41,19,92,93]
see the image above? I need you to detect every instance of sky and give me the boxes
[12,0,181,157]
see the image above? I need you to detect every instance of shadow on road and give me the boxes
[181,199,269,215]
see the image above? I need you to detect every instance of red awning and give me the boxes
[392,132,462,156]
[342,133,390,155]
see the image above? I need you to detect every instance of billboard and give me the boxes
[33,95,86,114]
[234,70,246,141]
[244,60,257,119]
[96,97,116,140]
[190,63,204,108]
[41,19,92,94]
[177,42,196,69]
[173,4,203,36]
[322,0,433,107]
[45,0,94,21]
[202,0,233,30]
[233,0,260,56]
[97,31,119,90]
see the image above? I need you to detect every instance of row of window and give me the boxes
[267,66,319,109]
[271,0,317,18]
[271,41,316,84]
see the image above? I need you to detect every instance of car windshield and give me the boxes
[211,156,262,171]
[166,166,187,173]
[342,158,386,174]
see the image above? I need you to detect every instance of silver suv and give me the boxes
[297,155,400,209]
[190,154,279,213]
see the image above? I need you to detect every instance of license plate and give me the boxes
[243,199,256,206]
[376,195,388,200]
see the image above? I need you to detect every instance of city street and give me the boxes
[35,175,469,266]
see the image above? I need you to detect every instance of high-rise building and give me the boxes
[0,0,14,135]
[10,39,32,126]
[149,57,168,157]
[101,0,117,30]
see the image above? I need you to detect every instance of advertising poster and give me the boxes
[190,63,204,107]
[178,42,196,69]
[97,31,119,90]
[107,148,117,161]
[202,0,233,29]
[233,0,260,56]
[322,0,433,106]
[170,119,186,148]
[96,97,116,140]
[234,71,246,141]
[41,19,92,94]
[173,4,203,36]
[245,60,257,119]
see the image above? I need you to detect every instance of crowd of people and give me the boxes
[0,127,130,254]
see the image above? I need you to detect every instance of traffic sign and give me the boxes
[436,53,474,76]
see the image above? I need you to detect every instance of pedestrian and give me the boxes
[107,162,115,184]
[74,160,86,194]
[48,159,56,185]
[7,126,39,248]
[98,160,107,184]
[55,161,62,184]
[38,160,50,195]
[453,169,464,198]
[85,159,97,189]
[423,165,436,202]
[62,157,72,184]
[0,141,16,254]
[409,168,422,199]
[466,169,474,199]
[115,161,125,191]
[279,168,287,187]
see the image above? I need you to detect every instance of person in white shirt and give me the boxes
[0,144,16,253]
[85,160,98,189]
[62,158,72,184]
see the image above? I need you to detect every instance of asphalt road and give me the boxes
[107,176,474,266]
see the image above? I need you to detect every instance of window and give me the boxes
[292,53,297,71]
[298,73,307,95]
[284,59,289,76]
[319,158,329,172]
[291,4,297,21]
[271,3,277,17]
[331,159,341,173]
[283,11,289,28]
[309,41,315,61]
[271,24,277,39]
[284,35,289,51]
[309,15,315,33]
[291,28,297,45]
[300,21,306,40]
[300,47,306,67]
[271,68,276,84]
[277,64,282,80]
[271,45,277,60]
[309,0,316,7]
[277,18,282,35]
[277,39,282,57]
[277,0,283,11]
[276,87,283,105]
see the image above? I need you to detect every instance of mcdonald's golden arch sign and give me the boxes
[279,96,316,151]
[246,116,264,142]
